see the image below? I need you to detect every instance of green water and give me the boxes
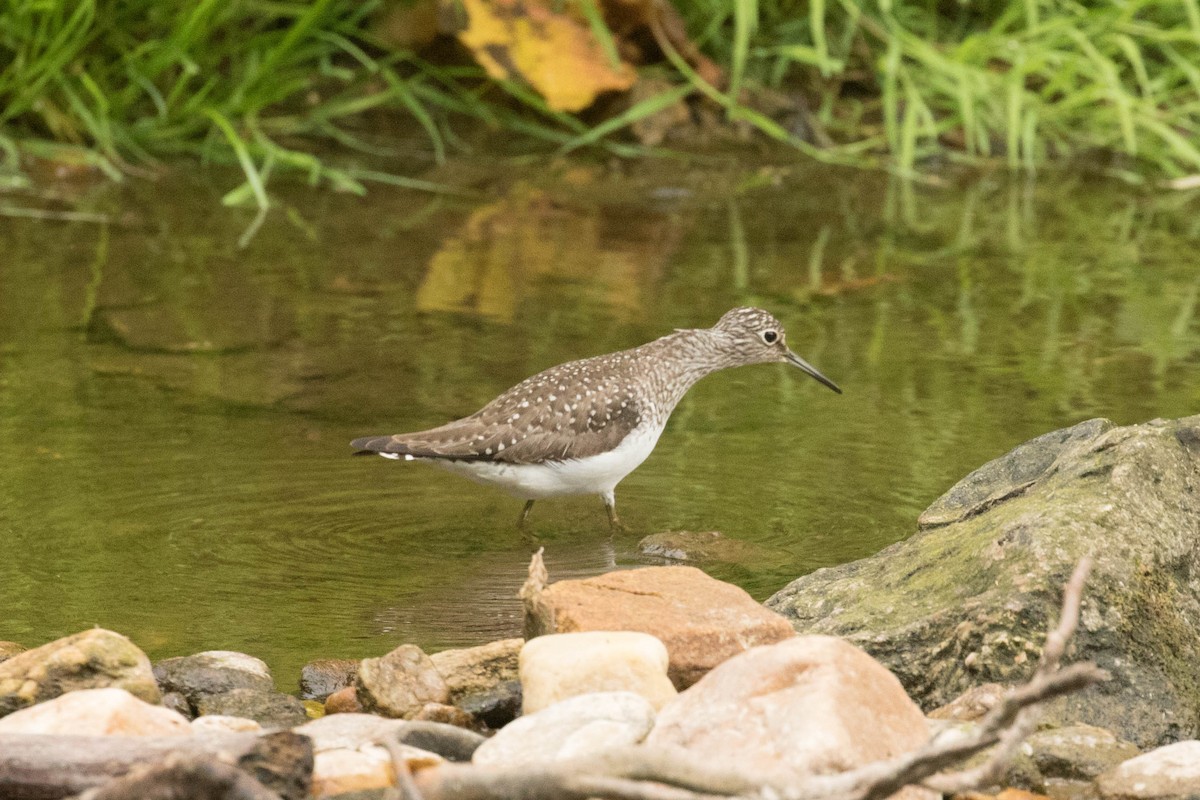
[1,160,1197,689]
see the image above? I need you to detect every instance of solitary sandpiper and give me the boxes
[352,307,841,528]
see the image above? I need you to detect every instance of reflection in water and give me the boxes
[0,162,1197,686]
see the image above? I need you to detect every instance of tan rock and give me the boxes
[413,702,479,730]
[520,631,677,713]
[0,629,161,716]
[356,644,449,719]
[190,714,263,733]
[0,642,24,664]
[324,685,363,715]
[525,565,794,688]
[930,683,1008,721]
[312,747,394,797]
[0,687,190,736]
[431,638,521,701]
[1096,740,1200,800]
[646,635,934,800]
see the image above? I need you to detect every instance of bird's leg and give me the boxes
[602,491,625,532]
[517,499,536,530]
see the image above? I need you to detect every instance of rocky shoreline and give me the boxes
[2,415,1199,799]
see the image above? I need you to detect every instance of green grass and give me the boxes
[2,0,1199,198]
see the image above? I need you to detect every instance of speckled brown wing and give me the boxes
[351,353,647,463]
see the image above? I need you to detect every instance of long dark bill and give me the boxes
[785,350,843,394]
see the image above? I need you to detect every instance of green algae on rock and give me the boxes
[767,415,1200,748]
[0,629,161,717]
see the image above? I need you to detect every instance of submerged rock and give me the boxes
[0,628,160,716]
[519,631,677,713]
[0,687,189,736]
[356,644,450,719]
[472,691,655,767]
[636,530,773,565]
[524,565,794,688]
[767,416,1200,747]
[646,635,933,800]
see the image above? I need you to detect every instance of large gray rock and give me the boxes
[0,629,160,716]
[153,651,275,713]
[767,416,1200,747]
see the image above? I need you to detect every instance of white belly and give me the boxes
[421,424,664,499]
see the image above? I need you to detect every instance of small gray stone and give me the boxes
[196,688,307,729]
[356,645,448,719]
[154,651,274,711]
[300,659,359,701]
[473,691,655,767]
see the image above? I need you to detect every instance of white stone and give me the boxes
[0,687,190,736]
[520,631,676,713]
[190,714,262,733]
[473,691,654,767]
[1097,740,1200,799]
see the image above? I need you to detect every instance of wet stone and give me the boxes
[637,530,771,565]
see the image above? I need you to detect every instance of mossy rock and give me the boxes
[767,415,1200,747]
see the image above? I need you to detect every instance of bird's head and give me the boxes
[711,307,842,393]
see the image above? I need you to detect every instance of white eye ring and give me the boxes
[762,330,778,344]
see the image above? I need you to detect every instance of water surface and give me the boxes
[1,159,1197,686]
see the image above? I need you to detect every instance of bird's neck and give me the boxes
[639,328,737,418]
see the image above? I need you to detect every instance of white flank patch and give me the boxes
[430,423,665,500]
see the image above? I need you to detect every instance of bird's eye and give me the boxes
[762,331,778,344]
